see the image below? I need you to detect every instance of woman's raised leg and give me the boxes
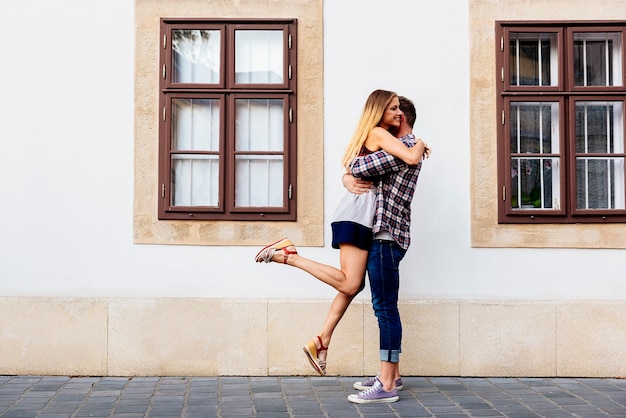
[264,243,368,296]
[302,244,368,374]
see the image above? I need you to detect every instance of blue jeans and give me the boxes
[367,240,406,363]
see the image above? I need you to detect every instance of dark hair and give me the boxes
[398,96,416,128]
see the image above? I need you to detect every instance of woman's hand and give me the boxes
[417,138,432,159]
[343,173,374,194]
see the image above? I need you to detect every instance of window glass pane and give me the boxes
[575,101,623,154]
[172,30,221,84]
[511,157,559,209]
[235,155,284,207]
[576,103,612,153]
[171,155,219,206]
[235,30,283,83]
[509,102,561,210]
[573,32,622,87]
[235,98,284,151]
[510,32,557,86]
[172,99,220,151]
[575,101,625,209]
[510,102,559,154]
[576,158,625,209]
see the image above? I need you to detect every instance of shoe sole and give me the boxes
[254,238,291,262]
[348,394,399,404]
[303,344,325,376]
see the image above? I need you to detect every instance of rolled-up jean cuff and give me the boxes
[379,349,401,363]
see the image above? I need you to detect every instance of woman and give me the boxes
[254,89,428,375]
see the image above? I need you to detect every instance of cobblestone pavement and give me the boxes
[1,375,626,417]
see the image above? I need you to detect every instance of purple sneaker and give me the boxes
[353,374,403,391]
[348,379,399,404]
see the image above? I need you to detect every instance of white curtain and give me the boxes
[235,30,283,84]
[171,98,220,207]
[235,98,284,207]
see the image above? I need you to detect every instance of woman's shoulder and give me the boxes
[364,126,387,149]
[369,126,387,136]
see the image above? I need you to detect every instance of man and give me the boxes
[345,96,429,403]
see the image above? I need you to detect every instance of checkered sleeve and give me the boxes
[350,150,405,179]
[349,135,415,179]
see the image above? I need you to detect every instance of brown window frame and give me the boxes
[497,21,626,224]
[158,18,297,221]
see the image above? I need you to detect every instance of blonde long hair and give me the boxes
[341,89,398,169]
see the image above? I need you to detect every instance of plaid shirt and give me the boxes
[349,134,422,250]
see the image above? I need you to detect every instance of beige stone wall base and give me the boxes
[1,297,625,377]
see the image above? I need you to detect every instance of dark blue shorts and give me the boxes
[330,221,372,251]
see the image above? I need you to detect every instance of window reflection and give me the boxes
[172,30,221,84]
[510,32,557,86]
[573,32,622,87]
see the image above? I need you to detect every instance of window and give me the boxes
[497,22,626,223]
[158,19,297,221]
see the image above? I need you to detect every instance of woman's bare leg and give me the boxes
[269,243,368,373]
[271,244,368,296]
[309,245,368,364]
[313,292,357,365]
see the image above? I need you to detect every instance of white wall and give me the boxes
[1,0,625,302]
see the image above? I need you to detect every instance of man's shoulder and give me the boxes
[400,133,416,145]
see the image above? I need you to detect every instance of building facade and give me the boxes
[1,0,625,377]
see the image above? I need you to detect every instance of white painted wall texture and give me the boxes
[2,0,623,300]
[1,0,626,377]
